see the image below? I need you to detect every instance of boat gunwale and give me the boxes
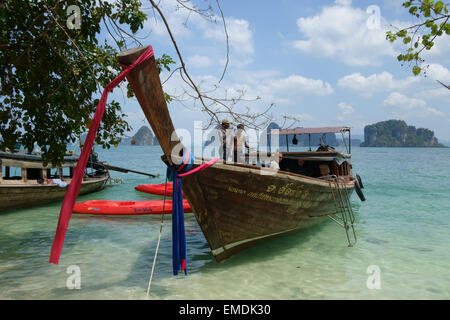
[0,175,108,187]
[190,157,355,188]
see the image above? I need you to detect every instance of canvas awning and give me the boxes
[272,126,350,135]
[281,151,351,164]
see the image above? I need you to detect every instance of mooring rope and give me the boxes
[146,175,169,300]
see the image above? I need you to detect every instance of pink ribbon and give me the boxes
[49,46,155,264]
[178,158,220,178]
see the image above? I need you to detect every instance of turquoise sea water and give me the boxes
[0,145,449,299]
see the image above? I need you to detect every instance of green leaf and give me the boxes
[396,29,408,37]
[434,1,444,14]
[412,66,421,76]
[409,6,418,14]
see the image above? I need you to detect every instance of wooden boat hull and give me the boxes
[0,176,108,212]
[182,162,354,262]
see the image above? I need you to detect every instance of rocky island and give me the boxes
[360,120,444,147]
[121,126,159,146]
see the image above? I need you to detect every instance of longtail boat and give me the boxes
[118,46,364,262]
[0,151,109,211]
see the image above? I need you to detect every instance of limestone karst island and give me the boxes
[361,120,445,148]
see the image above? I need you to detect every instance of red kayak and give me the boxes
[135,182,183,197]
[72,200,192,215]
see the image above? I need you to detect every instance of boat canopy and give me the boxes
[0,151,78,169]
[273,126,350,135]
[271,126,352,154]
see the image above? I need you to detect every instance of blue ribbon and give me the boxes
[167,150,194,275]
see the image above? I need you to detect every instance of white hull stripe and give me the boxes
[211,227,299,256]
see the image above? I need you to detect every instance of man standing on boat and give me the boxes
[218,119,233,162]
[233,124,250,163]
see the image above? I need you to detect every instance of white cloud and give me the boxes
[423,63,450,83]
[426,88,450,98]
[337,71,419,95]
[412,64,450,101]
[264,74,334,97]
[384,92,426,109]
[425,108,446,116]
[337,102,355,121]
[144,0,254,60]
[383,92,444,117]
[420,32,450,63]
[338,102,354,114]
[160,65,334,120]
[210,71,335,107]
[144,0,193,38]
[202,17,254,57]
[221,73,334,108]
[292,3,396,66]
[186,54,212,68]
[291,113,313,122]
[335,0,352,6]
[220,73,335,108]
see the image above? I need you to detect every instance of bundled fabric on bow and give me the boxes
[167,150,219,275]
[167,149,194,275]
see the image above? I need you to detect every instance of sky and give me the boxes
[107,0,450,141]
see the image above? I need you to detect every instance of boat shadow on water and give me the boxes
[196,221,332,272]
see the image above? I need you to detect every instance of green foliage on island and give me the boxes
[361,120,444,147]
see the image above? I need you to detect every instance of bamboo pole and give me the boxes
[88,162,159,178]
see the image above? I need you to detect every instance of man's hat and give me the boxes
[221,119,231,126]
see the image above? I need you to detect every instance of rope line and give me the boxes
[145,175,169,299]
[145,174,169,299]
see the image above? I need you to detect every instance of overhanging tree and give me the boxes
[1,0,289,166]
[0,0,174,165]
[386,0,450,85]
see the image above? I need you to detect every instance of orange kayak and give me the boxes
[73,200,192,215]
[135,183,183,197]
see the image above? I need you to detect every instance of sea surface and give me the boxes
[0,145,449,299]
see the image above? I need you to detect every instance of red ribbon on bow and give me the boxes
[49,46,155,264]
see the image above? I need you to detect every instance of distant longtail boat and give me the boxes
[0,151,109,211]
